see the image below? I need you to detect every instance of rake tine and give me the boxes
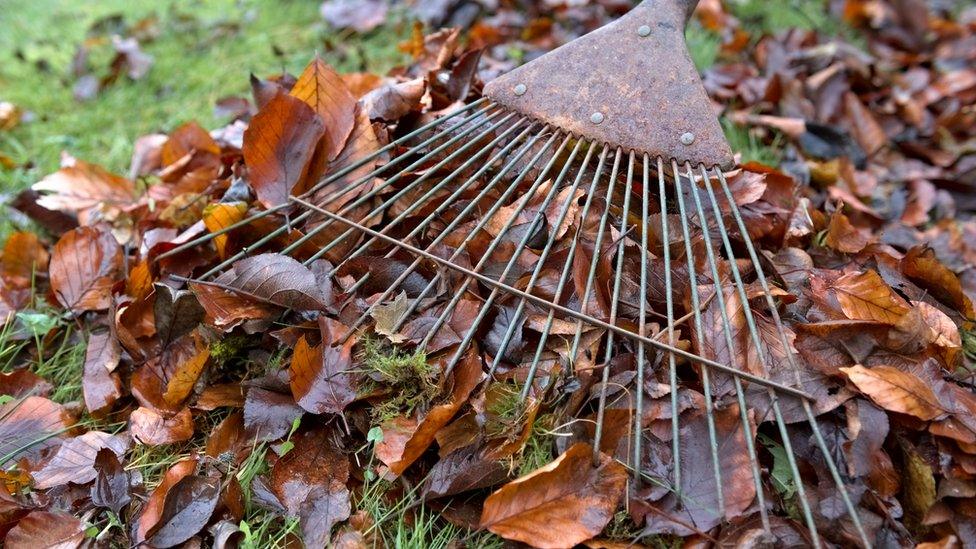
[592,150,633,465]
[300,111,527,268]
[198,108,511,279]
[684,164,774,536]
[655,155,681,496]
[285,196,815,398]
[413,131,569,357]
[519,145,612,401]
[670,159,725,519]
[414,134,576,364]
[339,123,549,342]
[156,99,494,262]
[711,168,871,547]
[485,140,598,378]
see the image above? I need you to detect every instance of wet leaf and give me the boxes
[146,475,221,548]
[91,447,132,513]
[48,225,122,312]
[1,232,49,288]
[242,93,325,209]
[289,332,357,415]
[901,246,975,319]
[82,330,122,415]
[480,443,627,548]
[136,458,198,543]
[130,406,195,446]
[243,387,304,443]
[841,365,946,420]
[0,396,72,465]
[831,269,911,324]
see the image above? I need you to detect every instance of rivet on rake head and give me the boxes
[513,83,527,96]
[590,112,605,124]
[680,132,695,145]
[637,25,651,37]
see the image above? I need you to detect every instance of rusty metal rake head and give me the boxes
[160,2,874,546]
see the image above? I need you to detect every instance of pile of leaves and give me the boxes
[1,0,976,547]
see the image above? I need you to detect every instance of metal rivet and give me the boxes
[680,132,695,145]
[514,84,527,96]
[637,25,651,37]
[590,112,605,124]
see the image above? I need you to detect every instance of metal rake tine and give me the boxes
[684,163,775,536]
[655,155,681,495]
[417,134,576,377]
[519,144,612,401]
[413,131,569,356]
[711,168,871,547]
[339,123,550,343]
[285,193,816,398]
[592,150,633,465]
[485,140,598,378]
[300,111,528,268]
[156,99,494,262]
[670,158,725,518]
[198,108,511,279]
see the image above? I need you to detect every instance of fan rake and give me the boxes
[160,1,874,546]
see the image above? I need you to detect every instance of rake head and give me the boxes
[161,2,875,546]
[484,0,734,170]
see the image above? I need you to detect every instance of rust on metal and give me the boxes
[484,0,734,169]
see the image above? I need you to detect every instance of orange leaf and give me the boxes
[160,121,220,167]
[289,334,357,415]
[129,406,195,446]
[32,158,136,214]
[902,245,975,320]
[480,443,627,549]
[161,336,210,408]
[242,93,325,209]
[49,225,123,312]
[823,210,871,253]
[831,270,910,325]
[202,201,248,259]
[0,232,48,289]
[290,56,356,162]
[840,365,946,420]
[135,457,198,544]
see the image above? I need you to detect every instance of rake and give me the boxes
[161,1,873,546]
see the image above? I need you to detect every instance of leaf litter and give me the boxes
[2,0,976,547]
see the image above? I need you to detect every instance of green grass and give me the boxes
[0,0,408,198]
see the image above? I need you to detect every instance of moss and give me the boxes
[358,336,435,423]
[209,333,250,366]
[483,381,530,440]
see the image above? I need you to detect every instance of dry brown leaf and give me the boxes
[32,158,137,215]
[1,232,49,288]
[130,406,195,446]
[49,225,122,313]
[841,365,946,420]
[831,269,911,324]
[290,56,356,162]
[242,93,325,209]
[480,443,627,549]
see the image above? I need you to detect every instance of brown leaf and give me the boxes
[840,365,946,420]
[1,232,49,288]
[361,78,426,121]
[146,475,221,548]
[32,158,136,215]
[823,210,871,253]
[901,246,975,320]
[843,91,886,156]
[202,202,249,259]
[213,253,331,311]
[831,269,911,324]
[480,443,627,549]
[243,387,304,442]
[242,93,325,209]
[130,406,195,446]
[136,458,198,543]
[161,121,220,167]
[91,447,132,513]
[82,330,122,416]
[191,282,278,330]
[0,396,72,465]
[31,431,127,489]
[290,56,356,162]
[289,331,357,415]
[49,225,122,312]
[4,510,84,549]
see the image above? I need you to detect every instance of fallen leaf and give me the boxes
[202,202,249,259]
[1,232,49,288]
[32,159,136,215]
[831,269,911,324]
[130,407,195,446]
[361,78,426,121]
[146,475,221,548]
[82,330,122,415]
[480,443,627,549]
[902,246,975,320]
[320,0,389,33]
[0,396,72,465]
[841,365,946,420]
[91,447,132,513]
[48,225,122,312]
[213,253,331,311]
[242,93,325,209]
[136,458,198,543]
[31,431,127,489]
[243,387,304,442]
[290,56,356,162]
[4,510,84,549]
